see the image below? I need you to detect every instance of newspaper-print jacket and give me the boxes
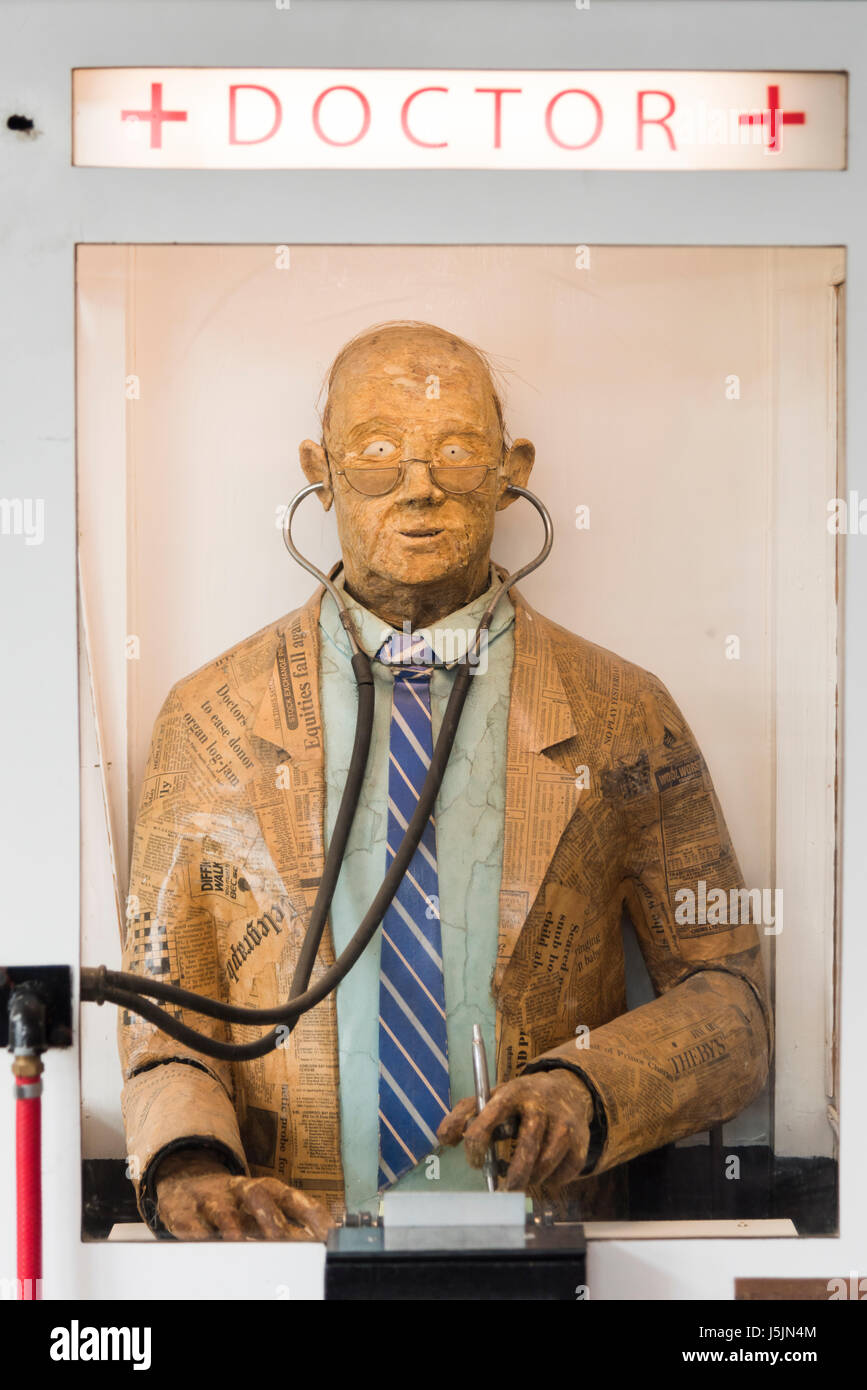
[119,561,772,1228]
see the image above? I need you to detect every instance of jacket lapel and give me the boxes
[494,576,583,991]
[248,583,330,908]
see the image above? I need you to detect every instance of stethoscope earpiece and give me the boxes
[281,481,554,662]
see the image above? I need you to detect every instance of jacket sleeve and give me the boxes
[523,673,773,1174]
[118,684,248,1229]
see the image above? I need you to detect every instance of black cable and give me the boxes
[84,658,475,1059]
[289,648,375,998]
[83,644,375,1030]
[81,484,554,1063]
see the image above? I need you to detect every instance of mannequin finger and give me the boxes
[200,1195,245,1241]
[502,1109,548,1191]
[237,1204,265,1240]
[436,1095,478,1147]
[462,1088,525,1163]
[533,1119,572,1185]
[161,1203,216,1241]
[276,1187,334,1242]
[238,1182,296,1240]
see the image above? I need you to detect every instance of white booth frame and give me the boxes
[0,0,864,1300]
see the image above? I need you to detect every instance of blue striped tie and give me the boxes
[376,629,450,1190]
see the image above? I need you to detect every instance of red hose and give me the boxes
[15,1079,42,1301]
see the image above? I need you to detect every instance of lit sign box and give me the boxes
[72,68,847,170]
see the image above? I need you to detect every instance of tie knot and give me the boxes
[376,630,439,672]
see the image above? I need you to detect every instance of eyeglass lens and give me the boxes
[342,463,491,496]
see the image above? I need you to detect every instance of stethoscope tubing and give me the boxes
[82,483,553,1061]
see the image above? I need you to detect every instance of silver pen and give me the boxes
[471,1022,498,1192]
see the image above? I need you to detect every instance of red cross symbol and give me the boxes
[121,82,188,149]
[738,83,805,154]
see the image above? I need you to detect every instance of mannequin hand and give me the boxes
[437,1070,594,1192]
[154,1151,336,1242]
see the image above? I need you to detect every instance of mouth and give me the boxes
[397,527,444,538]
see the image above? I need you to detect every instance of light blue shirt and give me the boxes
[318,564,515,1213]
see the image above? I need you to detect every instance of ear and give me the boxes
[299,439,333,512]
[495,438,535,512]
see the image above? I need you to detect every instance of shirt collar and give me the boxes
[318,562,515,665]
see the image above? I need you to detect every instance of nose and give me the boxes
[395,455,443,502]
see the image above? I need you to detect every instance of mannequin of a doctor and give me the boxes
[155,323,594,1239]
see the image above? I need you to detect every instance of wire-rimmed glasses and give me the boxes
[331,457,499,497]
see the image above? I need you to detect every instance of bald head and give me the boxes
[299,321,535,629]
[321,321,505,454]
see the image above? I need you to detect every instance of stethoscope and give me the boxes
[82,481,553,1063]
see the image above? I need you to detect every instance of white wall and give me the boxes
[77,244,839,1163]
